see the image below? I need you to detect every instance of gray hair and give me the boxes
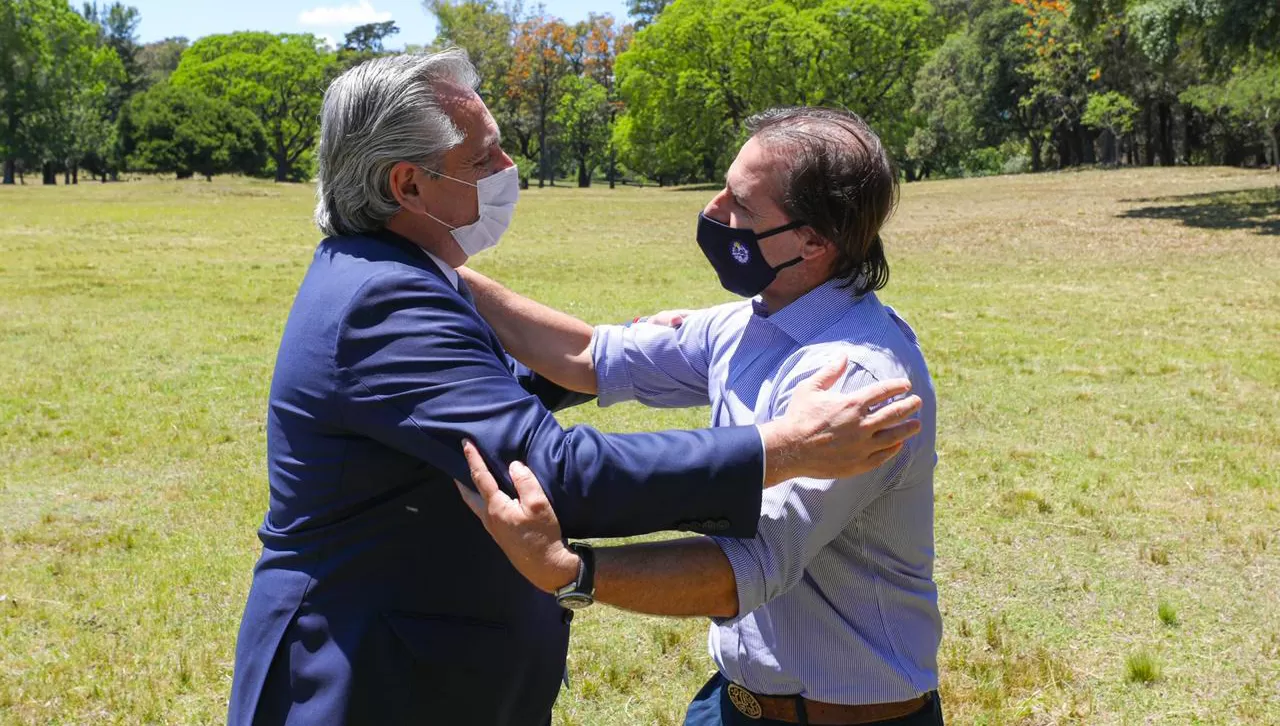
[314,48,480,236]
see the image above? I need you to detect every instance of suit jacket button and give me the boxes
[562,609,574,624]
[716,519,730,532]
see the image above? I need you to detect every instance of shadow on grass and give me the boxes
[1118,186,1280,235]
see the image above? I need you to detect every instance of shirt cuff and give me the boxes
[756,424,766,488]
[711,536,768,622]
[590,325,636,407]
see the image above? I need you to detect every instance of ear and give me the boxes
[799,227,835,261]
[389,161,427,214]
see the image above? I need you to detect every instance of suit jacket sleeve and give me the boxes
[333,269,764,539]
[506,356,596,413]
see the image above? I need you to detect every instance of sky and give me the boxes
[129,0,633,48]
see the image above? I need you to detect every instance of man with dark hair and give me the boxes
[456,105,944,726]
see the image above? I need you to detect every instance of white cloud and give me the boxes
[318,33,340,49]
[299,1,391,27]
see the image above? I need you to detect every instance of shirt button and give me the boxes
[562,609,574,625]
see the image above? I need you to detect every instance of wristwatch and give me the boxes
[554,542,596,610]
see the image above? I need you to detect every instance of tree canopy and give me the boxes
[171,32,336,181]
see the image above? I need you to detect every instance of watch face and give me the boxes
[559,593,593,610]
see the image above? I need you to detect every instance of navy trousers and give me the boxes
[683,674,944,726]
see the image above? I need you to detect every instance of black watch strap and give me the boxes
[568,542,595,596]
[556,542,596,608]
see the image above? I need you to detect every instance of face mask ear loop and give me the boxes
[772,256,805,273]
[423,211,457,231]
[418,165,478,188]
[756,219,808,240]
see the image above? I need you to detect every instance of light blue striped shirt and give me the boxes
[591,278,940,704]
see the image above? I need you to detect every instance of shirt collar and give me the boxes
[754,277,864,343]
[368,228,459,290]
[422,249,459,290]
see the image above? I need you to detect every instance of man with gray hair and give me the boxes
[227,50,922,725]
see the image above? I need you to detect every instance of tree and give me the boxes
[124,82,267,180]
[1184,55,1280,170]
[1,0,122,185]
[508,14,575,187]
[613,0,943,184]
[137,37,189,88]
[171,32,336,181]
[1014,0,1099,168]
[81,3,141,100]
[337,20,400,70]
[344,20,400,52]
[1082,90,1138,163]
[80,2,141,179]
[577,13,633,187]
[552,75,609,186]
[627,0,672,30]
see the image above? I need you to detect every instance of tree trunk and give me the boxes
[537,109,547,189]
[3,111,16,184]
[577,157,589,187]
[608,150,616,190]
[1268,123,1279,171]
[1142,105,1156,166]
[1158,102,1174,166]
[1102,130,1116,165]
[1079,125,1096,165]
[64,168,70,185]
[72,166,78,185]
[1182,107,1195,164]
[274,156,289,182]
[1028,134,1043,172]
[43,162,57,185]
[1053,126,1070,169]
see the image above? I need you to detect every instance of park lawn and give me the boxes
[0,167,1277,724]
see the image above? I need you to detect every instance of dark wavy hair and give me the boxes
[745,106,898,296]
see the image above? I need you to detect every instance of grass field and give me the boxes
[1,167,1277,725]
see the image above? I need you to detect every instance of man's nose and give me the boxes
[495,149,515,172]
[703,189,731,224]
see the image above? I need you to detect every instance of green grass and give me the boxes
[1,167,1278,724]
[1125,650,1163,685]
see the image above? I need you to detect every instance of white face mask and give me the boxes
[423,165,519,257]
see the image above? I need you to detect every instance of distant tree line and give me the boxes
[1,0,1276,188]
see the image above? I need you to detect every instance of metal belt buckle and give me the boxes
[726,682,763,719]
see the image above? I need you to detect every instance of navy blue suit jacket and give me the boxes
[227,231,765,726]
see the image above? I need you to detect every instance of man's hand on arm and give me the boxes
[456,440,739,618]
[458,266,597,394]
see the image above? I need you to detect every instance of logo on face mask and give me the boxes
[731,241,751,264]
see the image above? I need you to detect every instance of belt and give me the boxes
[725,682,931,725]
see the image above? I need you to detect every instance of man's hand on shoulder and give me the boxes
[759,355,921,484]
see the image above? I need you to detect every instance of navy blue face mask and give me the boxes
[696,213,808,298]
